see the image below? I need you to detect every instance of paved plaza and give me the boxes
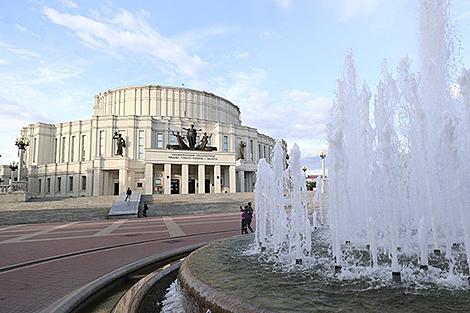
[0,213,241,313]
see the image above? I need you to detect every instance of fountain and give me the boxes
[328,0,470,283]
[160,1,470,312]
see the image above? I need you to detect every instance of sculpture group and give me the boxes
[168,124,217,151]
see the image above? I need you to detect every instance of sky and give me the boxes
[1,0,470,173]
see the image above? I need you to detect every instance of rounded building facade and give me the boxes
[21,85,276,198]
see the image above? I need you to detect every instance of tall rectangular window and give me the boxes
[57,177,62,192]
[32,138,37,163]
[61,137,66,163]
[138,130,145,159]
[46,178,51,193]
[263,146,266,160]
[259,144,262,160]
[68,176,74,192]
[38,179,42,194]
[156,133,164,149]
[250,140,254,161]
[169,131,176,145]
[54,138,58,163]
[81,176,87,191]
[70,136,75,162]
[99,131,105,157]
[223,136,228,152]
[81,135,86,161]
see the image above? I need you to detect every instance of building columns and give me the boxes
[214,165,221,193]
[229,165,236,193]
[164,163,171,195]
[119,169,128,194]
[144,163,153,195]
[92,169,102,196]
[182,164,189,194]
[238,170,245,192]
[198,164,205,194]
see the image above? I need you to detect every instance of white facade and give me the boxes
[20,85,276,198]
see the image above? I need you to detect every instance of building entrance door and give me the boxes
[205,179,211,193]
[171,179,180,194]
[114,182,119,195]
[188,179,195,194]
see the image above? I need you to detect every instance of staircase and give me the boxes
[108,192,142,219]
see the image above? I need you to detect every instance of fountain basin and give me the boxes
[177,235,470,313]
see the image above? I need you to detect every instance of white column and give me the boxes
[214,165,221,193]
[144,163,153,195]
[229,165,236,193]
[182,164,189,194]
[198,164,205,194]
[164,163,171,195]
[238,170,245,192]
[119,169,128,194]
[93,169,102,196]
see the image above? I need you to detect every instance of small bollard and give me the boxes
[392,272,401,283]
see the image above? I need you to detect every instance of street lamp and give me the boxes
[9,162,18,184]
[15,137,29,181]
[319,151,327,179]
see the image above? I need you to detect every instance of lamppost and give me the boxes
[15,137,29,181]
[9,162,18,185]
[319,151,327,179]
[319,152,327,194]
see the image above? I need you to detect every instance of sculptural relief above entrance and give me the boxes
[167,124,217,151]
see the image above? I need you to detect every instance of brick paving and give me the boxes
[0,213,241,313]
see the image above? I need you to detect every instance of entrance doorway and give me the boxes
[205,179,211,193]
[114,182,119,195]
[171,179,180,194]
[188,179,196,194]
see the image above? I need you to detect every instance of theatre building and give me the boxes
[19,85,277,198]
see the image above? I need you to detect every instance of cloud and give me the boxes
[0,59,7,65]
[0,41,41,59]
[322,0,384,20]
[58,0,79,8]
[172,25,236,50]
[15,23,41,39]
[212,68,331,158]
[0,97,53,163]
[43,7,208,76]
[274,0,292,9]
[259,30,281,40]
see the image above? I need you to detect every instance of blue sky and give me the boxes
[1,0,470,172]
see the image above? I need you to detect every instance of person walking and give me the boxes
[240,205,248,234]
[244,202,254,233]
[142,202,149,217]
[125,187,132,201]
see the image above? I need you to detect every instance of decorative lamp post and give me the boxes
[319,151,327,194]
[9,162,18,184]
[15,137,29,181]
[319,151,327,179]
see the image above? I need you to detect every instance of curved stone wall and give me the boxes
[178,239,272,313]
[93,85,241,125]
